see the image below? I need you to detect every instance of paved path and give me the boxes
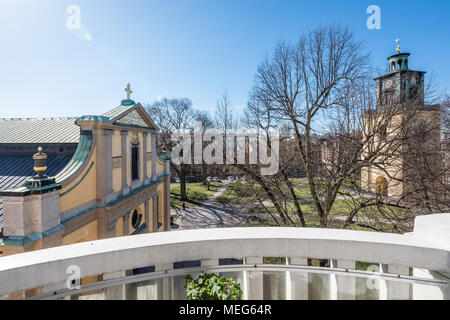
[170,184,248,230]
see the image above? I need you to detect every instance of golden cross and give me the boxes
[396,39,400,54]
[124,83,133,100]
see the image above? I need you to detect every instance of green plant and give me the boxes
[184,273,243,300]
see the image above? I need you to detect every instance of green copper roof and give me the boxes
[76,115,110,122]
[55,131,94,184]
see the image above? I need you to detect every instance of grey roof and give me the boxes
[102,105,135,121]
[0,118,79,144]
[0,154,73,233]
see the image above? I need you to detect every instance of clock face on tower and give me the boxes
[384,78,393,89]
[410,76,417,85]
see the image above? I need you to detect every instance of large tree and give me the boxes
[147,98,196,201]
[241,23,447,232]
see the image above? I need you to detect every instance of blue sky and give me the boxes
[0,0,449,118]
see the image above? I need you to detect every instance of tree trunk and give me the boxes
[179,164,187,201]
[201,163,208,185]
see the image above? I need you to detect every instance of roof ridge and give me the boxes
[0,117,77,121]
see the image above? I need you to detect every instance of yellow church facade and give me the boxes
[0,89,171,297]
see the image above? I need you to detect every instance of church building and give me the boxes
[0,84,171,272]
[361,42,442,198]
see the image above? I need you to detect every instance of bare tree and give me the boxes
[147,98,196,201]
[241,23,447,232]
[195,111,214,185]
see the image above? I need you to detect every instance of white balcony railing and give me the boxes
[0,214,449,300]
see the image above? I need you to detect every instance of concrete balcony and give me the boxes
[0,214,449,300]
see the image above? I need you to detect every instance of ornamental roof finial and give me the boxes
[33,146,47,178]
[396,39,400,54]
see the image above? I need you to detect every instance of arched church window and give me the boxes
[131,134,140,181]
[398,59,402,70]
[375,176,388,196]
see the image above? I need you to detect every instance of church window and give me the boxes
[131,143,139,180]
[375,176,388,196]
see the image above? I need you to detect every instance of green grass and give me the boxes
[213,178,410,232]
[215,182,262,204]
[170,182,221,209]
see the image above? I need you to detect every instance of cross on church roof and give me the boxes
[396,39,400,54]
[125,83,133,100]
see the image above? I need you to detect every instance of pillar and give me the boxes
[286,257,308,300]
[143,132,149,183]
[123,212,130,236]
[103,271,126,300]
[155,264,173,300]
[163,176,170,231]
[151,134,156,181]
[331,259,355,300]
[243,257,263,300]
[105,129,115,201]
[153,194,158,232]
[144,200,150,232]
[121,130,129,195]
[386,264,410,300]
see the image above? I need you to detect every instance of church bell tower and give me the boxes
[375,39,425,107]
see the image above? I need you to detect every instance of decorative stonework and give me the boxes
[112,156,122,169]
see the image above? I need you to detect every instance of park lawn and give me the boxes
[247,198,408,231]
[247,214,377,232]
[170,182,221,209]
[215,181,263,204]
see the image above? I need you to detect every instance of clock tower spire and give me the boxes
[374,40,425,107]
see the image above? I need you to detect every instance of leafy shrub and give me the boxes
[184,273,243,300]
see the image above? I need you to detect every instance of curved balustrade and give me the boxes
[0,214,449,300]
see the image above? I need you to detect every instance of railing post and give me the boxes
[329,260,338,300]
[379,264,388,300]
[243,257,263,300]
[333,260,355,300]
[103,271,126,300]
[387,264,410,300]
[155,264,173,300]
[286,257,308,300]
[379,264,410,300]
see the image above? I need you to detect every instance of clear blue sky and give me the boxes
[0,0,449,118]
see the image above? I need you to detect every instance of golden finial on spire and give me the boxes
[395,39,400,54]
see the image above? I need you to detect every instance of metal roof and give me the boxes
[0,118,79,144]
[101,105,135,121]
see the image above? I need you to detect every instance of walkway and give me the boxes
[170,184,248,230]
